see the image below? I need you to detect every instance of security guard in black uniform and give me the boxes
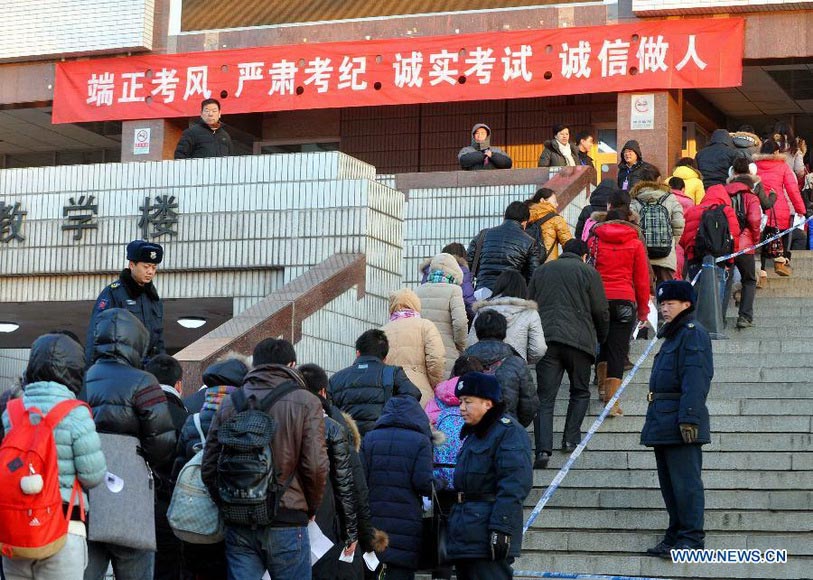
[85,240,165,367]
[641,280,713,558]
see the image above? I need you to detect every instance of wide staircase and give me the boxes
[517,251,813,579]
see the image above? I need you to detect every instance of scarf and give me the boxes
[389,309,421,322]
[203,385,237,413]
[556,141,576,166]
[427,270,457,285]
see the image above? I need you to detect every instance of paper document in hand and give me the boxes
[363,551,380,571]
[307,520,334,565]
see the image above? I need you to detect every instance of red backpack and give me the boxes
[0,398,88,559]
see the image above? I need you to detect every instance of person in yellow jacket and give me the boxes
[670,158,705,204]
[525,188,573,262]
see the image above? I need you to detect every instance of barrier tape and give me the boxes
[713,220,805,263]
[514,572,672,580]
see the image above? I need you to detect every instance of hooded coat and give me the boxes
[671,165,706,205]
[183,357,249,414]
[617,140,657,192]
[381,289,446,404]
[630,180,686,272]
[695,129,743,190]
[3,334,106,507]
[725,176,763,254]
[414,253,469,377]
[82,308,177,469]
[458,124,512,170]
[753,153,806,230]
[420,254,476,321]
[462,340,538,427]
[527,199,573,261]
[679,184,742,264]
[466,297,546,363]
[575,179,617,240]
[731,131,762,159]
[537,139,581,167]
[592,220,651,321]
[361,396,434,569]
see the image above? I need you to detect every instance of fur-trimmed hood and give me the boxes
[341,411,362,452]
[419,254,467,276]
[727,173,761,188]
[388,288,421,313]
[590,210,641,227]
[630,180,672,203]
[426,252,464,284]
[752,153,788,163]
[472,296,538,313]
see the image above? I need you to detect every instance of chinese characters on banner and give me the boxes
[53,18,744,124]
[0,195,179,245]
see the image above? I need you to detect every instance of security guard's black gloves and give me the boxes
[679,423,698,444]
[490,531,511,560]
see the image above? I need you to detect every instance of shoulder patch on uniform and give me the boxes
[501,417,512,425]
[110,282,120,288]
[97,299,107,310]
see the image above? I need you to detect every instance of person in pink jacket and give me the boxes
[754,139,807,277]
[666,176,696,279]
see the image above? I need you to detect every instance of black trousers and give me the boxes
[455,558,514,580]
[534,342,592,455]
[654,444,705,548]
[722,253,756,322]
[597,300,636,379]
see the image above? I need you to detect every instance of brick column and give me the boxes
[616,90,682,178]
[121,119,185,162]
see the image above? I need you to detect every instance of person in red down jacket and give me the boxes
[724,157,764,328]
[753,139,807,277]
[591,200,650,417]
[679,184,741,274]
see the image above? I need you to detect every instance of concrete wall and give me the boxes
[0,151,403,387]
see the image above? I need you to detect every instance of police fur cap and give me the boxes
[127,240,163,264]
[455,371,502,403]
[656,280,696,305]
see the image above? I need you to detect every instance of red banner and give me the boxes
[53,18,744,124]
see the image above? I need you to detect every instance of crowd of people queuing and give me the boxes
[0,119,810,580]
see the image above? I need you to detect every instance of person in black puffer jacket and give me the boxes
[463,310,539,428]
[575,178,618,240]
[361,395,435,580]
[696,129,745,189]
[81,308,177,579]
[617,140,658,192]
[329,329,422,437]
[467,201,542,295]
[174,98,234,159]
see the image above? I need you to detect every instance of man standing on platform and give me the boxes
[85,240,165,367]
[642,281,713,559]
[174,98,234,159]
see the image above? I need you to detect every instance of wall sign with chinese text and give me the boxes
[133,128,151,155]
[630,94,655,130]
[53,18,745,124]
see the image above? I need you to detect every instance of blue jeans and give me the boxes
[84,541,154,580]
[225,525,310,580]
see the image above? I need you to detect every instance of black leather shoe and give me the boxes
[533,452,550,470]
[646,541,673,557]
[561,442,577,453]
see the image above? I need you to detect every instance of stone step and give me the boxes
[720,316,811,329]
[631,338,809,354]
[544,415,810,433]
[560,431,812,452]
[523,508,811,533]
[552,382,813,400]
[752,286,813,298]
[531,469,813,490]
[514,551,809,580]
[750,296,813,307]
[631,352,811,367]
[537,450,813,472]
[528,487,813,511]
[619,365,809,382]
[521,529,813,556]
[546,399,813,417]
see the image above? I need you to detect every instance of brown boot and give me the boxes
[596,362,608,400]
[604,378,624,417]
[774,261,792,277]
[756,269,767,289]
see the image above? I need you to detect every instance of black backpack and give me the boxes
[730,191,750,231]
[695,204,733,259]
[638,194,673,259]
[216,381,300,527]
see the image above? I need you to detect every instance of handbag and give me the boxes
[87,434,156,551]
[761,213,784,259]
[419,483,449,570]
